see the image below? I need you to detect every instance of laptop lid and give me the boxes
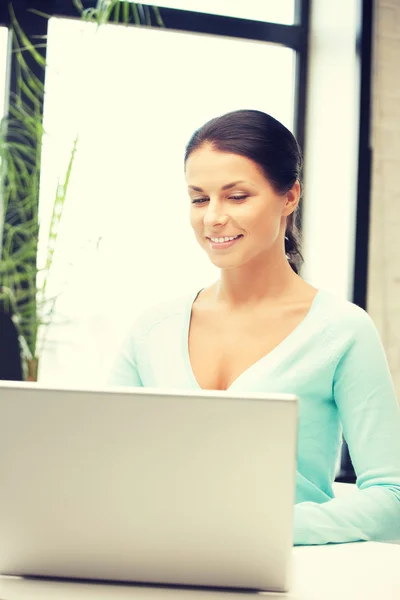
[0,382,298,592]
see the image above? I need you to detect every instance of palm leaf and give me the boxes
[131,2,141,24]
[9,5,46,68]
[38,135,78,305]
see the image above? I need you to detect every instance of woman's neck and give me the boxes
[213,254,302,311]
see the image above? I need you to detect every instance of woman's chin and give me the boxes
[207,254,243,269]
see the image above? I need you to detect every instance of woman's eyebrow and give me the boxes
[188,180,247,192]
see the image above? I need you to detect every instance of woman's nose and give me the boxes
[203,202,228,228]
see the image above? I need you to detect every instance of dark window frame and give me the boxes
[0,0,311,147]
[336,0,374,485]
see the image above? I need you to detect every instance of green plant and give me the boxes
[72,0,164,27]
[0,4,77,370]
[0,1,164,377]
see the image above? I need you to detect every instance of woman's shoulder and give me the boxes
[310,289,386,372]
[317,288,379,340]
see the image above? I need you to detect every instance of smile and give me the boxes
[210,235,240,243]
[207,235,243,249]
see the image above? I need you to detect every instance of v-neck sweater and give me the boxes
[108,288,400,546]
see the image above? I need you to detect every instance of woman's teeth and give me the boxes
[210,235,240,243]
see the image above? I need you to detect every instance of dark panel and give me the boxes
[293,0,311,234]
[0,2,9,26]
[0,304,23,381]
[336,0,374,485]
[353,0,374,311]
[293,0,311,154]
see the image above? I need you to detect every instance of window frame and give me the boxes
[0,0,311,146]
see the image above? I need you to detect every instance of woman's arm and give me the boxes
[107,325,144,388]
[294,309,400,546]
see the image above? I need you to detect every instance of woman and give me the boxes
[109,109,400,546]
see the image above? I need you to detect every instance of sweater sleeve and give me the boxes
[294,308,400,546]
[107,324,144,388]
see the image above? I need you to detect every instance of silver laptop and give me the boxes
[0,381,298,593]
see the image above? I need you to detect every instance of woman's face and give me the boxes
[185,144,298,270]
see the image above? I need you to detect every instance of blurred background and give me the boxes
[0,1,398,481]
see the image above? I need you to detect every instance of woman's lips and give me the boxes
[207,235,243,250]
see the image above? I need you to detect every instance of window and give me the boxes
[38,17,296,385]
[144,0,296,25]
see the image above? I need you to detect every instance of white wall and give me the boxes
[368,0,400,396]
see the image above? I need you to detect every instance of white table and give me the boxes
[0,541,399,600]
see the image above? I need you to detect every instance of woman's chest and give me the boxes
[188,309,311,391]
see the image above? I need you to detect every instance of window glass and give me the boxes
[144,0,295,25]
[38,17,295,385]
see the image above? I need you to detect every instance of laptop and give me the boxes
[0,381,298,593]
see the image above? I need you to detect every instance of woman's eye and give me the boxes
[191,195,247,204]
[230,195,248,201]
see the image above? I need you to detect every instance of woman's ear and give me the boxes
[282,180,301,217]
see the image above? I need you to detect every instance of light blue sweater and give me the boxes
[108,288,400,546]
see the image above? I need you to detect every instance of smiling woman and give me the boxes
[109,108,400,548]
[185,110,303,274]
